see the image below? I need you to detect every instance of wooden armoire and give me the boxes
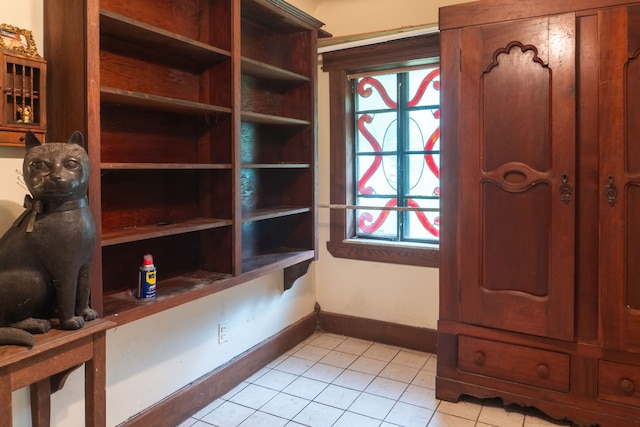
[438,1,640,425]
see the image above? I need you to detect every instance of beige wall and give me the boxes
[0,0,473,424]
[314,0,472,36]
[0,2,42,233]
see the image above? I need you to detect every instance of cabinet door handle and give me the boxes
[605,176,618,206]
[559,175,572,204]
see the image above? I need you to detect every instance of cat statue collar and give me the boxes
[16,194,89,233]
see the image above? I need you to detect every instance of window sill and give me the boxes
[326,240,439,267]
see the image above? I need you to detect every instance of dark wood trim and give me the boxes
[326,241,439,267]
[243,0,325,31]
[119,312,317,427]
[322,33,440,73]
[438,26,461,320]
[328,69,351,244]
[318,310,437,354]
[438,0,640,30]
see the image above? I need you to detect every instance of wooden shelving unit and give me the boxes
[242,57,310,82]
[100,86,233,115]
[44,0,324,322]
[99,9,231,65]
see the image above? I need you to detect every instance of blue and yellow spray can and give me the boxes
[137,254,157,299]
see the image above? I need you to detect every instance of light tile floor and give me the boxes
[177,332,586,427]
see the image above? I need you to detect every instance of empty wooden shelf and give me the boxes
[44,0,325,321]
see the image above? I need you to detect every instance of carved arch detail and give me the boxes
[484,41,546,74]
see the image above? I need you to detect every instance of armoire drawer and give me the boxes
[598,360,640,407]
[458,336,570,392]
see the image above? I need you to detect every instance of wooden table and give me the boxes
[0,319,115,427]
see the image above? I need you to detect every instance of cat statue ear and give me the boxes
[67,131,85,149]
[25,131,42,150]
[24,131,86,150]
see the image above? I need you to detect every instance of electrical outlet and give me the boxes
[218,321,229,344]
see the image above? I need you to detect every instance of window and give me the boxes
[353,67,440,244]
[322,33,440,267]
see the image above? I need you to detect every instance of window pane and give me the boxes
[356,74,398,111]
[406,109,440,197]
[356,198,398,239]
[403,198,440,241]
[409,109,439,152]
[408,67,440,107]
[405,154,439,198]
[357,153,397,196]
[356,112,397,153]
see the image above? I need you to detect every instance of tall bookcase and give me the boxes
[43,0,324,322]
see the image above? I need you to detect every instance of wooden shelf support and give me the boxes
[283,259,313,291]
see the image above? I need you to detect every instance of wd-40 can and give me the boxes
[137,254,157,299]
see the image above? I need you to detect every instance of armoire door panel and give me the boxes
[626,37,640,311]
[601,4,640,351]
[626,54,640,173]
[482,43,550,172]
[629,5,640,56]
[482,182,550,296]
[459,14,575,340]
[626,185,640,310]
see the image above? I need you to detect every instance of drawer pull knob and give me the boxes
[537,364,550,379]
[474,351,485,366]
[620,379,635,395]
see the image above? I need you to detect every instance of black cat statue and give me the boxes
[0,131,97,347]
